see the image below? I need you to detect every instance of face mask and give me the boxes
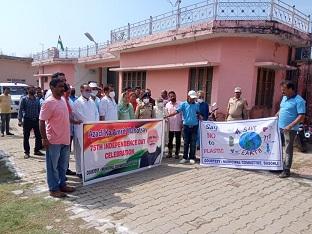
[82,91,91,99]
[197,99,204,103]
[91,90,98,97]
[109,91,115,98]
[143,98,149,104]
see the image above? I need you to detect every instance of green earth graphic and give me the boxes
[239,132,262,151]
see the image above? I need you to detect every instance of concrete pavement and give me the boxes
[1,119,312,234]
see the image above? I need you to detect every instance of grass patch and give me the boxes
[0,183,99,234]
[0,183,59,234]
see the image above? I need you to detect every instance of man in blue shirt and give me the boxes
[69,86,78,103]
[18,86,44,158]
[196,90,209,148]
[276,80,306,178]
[166,90,201,164]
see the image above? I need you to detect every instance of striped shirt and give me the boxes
[18,96,41,121]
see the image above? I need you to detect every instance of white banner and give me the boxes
[200,117,283,170]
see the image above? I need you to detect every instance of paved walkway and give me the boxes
[1,119,312,234]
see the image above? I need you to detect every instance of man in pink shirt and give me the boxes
[39,77,75,198]
[165,91,182,159]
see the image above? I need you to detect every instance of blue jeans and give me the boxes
[46,144,70,192]
[183,125,198,160]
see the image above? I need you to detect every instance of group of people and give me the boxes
[0,69,306,197]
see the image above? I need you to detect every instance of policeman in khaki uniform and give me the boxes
[226,87,248,121]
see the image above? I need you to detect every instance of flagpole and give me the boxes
[57,35,59,50]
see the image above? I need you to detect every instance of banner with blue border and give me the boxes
[200,117,283,170]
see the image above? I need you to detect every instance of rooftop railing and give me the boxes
[111,0,311,42]
[33,0,310,62]
[32,42,109,62]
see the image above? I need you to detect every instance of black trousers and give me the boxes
[183,125,198,160]
[168,131,182,155]
[23,118,42,154]
[0,113,10,134]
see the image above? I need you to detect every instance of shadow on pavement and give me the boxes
[66,163,192,211]
[291,172,312,181]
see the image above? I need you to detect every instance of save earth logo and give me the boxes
[229,127,270,156]
[239,132,262,151]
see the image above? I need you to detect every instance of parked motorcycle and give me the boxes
[297,123,312,153]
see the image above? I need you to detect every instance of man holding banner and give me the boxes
[277,80,306,178]
[73,84,99,179]
[39,77,75,198]
[166,90,202,165]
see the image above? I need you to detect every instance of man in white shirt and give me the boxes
[88,81,101,111]
[99,86,118,121]
[165,91,182,159]
[72,84,99,178]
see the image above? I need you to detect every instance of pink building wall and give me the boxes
[34,36,292,119]
[146,69,189,100]
[39,64,75,89]
[120,37,290,117]
[215,38,257,114]
[0,57,37,85]
[120,38,221,67]
[120,39,222,102]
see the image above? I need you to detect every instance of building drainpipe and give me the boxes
[127,23,131,40]
[214,0,218,20]
[99,68,102,86]
[269,0,275,21]
[176,0,181,30]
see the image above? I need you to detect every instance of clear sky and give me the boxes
[0,0,310,57]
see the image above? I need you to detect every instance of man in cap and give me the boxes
[165,90,201,164]
[88,81,101,111]
[225,87,248,121]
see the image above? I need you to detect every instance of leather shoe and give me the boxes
[60,186,75,193]
[6,132,14,136]
[34,151,45,156]
[50,191,66,198]
[279,170,290,178]
[66,169,76,176]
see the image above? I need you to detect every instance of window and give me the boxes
[255,68,275,108]
[286,69,299,90]
[122,71,146,90]
[189,67,213,103]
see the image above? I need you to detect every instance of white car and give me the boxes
[0,83,28,114]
